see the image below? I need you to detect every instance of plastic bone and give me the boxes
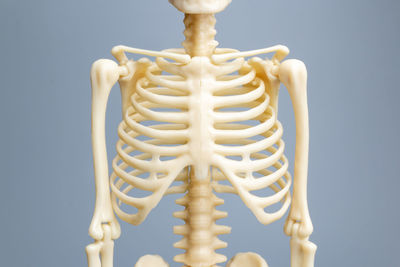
[86,1,317,267]
[134,255,170,267]
[227,252,269,267]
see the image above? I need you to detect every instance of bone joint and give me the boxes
[86,1,317,266]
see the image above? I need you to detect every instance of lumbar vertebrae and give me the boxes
[86,1,317,266]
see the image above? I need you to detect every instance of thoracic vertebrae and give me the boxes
[110,47,292,265]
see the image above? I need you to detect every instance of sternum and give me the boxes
[182,54,216,180]
[189,78,214,180]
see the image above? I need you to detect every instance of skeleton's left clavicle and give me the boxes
[211,45,290,64]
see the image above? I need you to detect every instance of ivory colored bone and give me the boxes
[89,59,126,241]
[86,224,114,267]
[227,252,269,267]
[134,255,170,267]
[86,1,317,266]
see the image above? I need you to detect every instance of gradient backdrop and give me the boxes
[1,0,399,266]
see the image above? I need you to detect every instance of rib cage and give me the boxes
[110,49,292,227]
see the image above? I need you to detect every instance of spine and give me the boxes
[182,14,218,57]
[173,170,231,267]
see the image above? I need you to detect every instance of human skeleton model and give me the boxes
[86,0,317,266]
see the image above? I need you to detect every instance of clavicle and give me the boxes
[211,45,290,64]
[111,45,191,64]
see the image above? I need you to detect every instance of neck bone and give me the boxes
[182,13,218,57]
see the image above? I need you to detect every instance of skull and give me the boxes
[169,0,232,13]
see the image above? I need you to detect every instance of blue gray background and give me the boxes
[1,0,399,266]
